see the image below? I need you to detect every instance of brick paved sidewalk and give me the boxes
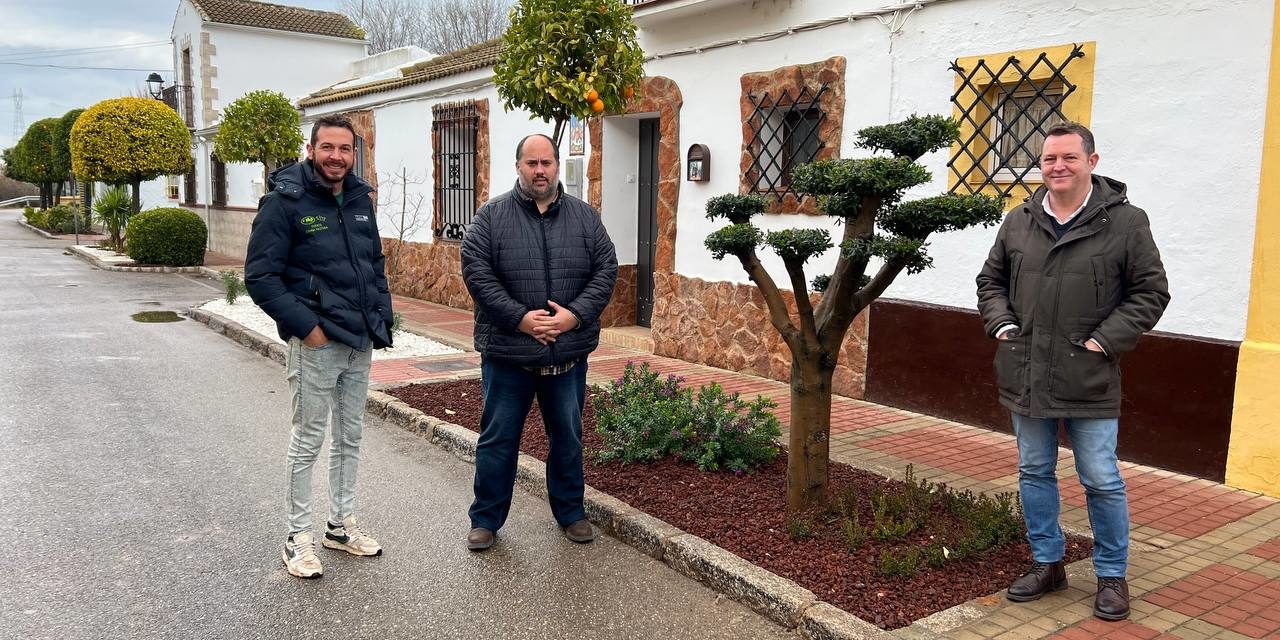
[378,296,1280,638]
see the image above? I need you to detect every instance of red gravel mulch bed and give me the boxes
[388,378,1092,630]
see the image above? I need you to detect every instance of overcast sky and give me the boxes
[0,0,348,150]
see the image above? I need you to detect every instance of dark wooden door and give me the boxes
[636,118,660,327]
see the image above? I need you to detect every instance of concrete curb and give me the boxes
[66,244,210,274]
[188,305,902,639]
[17,218,59,239]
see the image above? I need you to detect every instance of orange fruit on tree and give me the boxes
[623,86,634,99]
[591,99,605,113]
[585,88,599,102]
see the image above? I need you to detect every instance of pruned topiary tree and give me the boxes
[212,90,304,184]
[494,0,644,145]
[704,115,1005,513]
[70,97,191,215]
[13,118,65,209]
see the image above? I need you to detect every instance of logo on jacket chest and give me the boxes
[300,215,329,234]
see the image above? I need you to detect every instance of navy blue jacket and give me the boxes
[245,160,393,351]
[461,182,617,366]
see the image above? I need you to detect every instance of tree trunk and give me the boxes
[262,160,276,188]
[786,347,835,514]
[551,118,566,148]
[55,181,63,203]
[130,180,141,214]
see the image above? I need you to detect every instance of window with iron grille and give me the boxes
[432,100,478,242]
[745,85,829,200]
[948,43,1091,200]
[354,133,367,182]
[212,154,227,207]
[183,159,197,205]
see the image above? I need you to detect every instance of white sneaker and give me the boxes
[322,516,383,556]
[282,532,323,579]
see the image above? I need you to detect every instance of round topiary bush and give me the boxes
[125,207,207,266]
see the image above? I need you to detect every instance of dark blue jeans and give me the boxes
[469,357,588,531]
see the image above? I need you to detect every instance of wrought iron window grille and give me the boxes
[948,44,1086,198]
[745,83,829,201]
[432,100,479,241]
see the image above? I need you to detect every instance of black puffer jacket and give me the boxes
[245,160,393,352]
[461,183,618,366]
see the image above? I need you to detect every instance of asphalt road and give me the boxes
[0,211,792,640]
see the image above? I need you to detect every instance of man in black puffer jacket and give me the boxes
[461,133,617,551]
[246,114,393,579]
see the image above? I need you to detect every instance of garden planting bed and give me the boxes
[387,378,1091,630]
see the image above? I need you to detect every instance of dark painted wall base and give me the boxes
[865,299,1238,481]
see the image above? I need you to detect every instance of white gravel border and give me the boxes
[198,298,461,360]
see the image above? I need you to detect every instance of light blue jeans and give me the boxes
[1011,413,1129,578]
[285,337,373,535]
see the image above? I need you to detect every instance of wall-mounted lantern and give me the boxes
[686,144,709,182]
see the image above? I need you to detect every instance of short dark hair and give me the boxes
[515,133,559,161]
[1044,122,1095,155]
[310,114,357,146]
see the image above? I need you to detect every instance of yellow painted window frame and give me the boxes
[949,42,1096,207]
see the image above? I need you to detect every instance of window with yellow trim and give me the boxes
[948,43,1095,204]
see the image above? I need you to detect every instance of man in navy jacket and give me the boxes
[246,114,393,578]
[461,133,618,551]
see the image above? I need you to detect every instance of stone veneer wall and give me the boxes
[199,32,219,127]
[739,56,846,215]
[652,273,869,398]
[383,239,472,310]
[600,264,637,327]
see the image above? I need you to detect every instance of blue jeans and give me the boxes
[1011,413,1129,578]
[469,358,588,531]
[284,337,372,535]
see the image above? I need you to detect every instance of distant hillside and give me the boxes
[0,173,38,202]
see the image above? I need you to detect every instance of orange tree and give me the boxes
[70,97,190,215]
[494,0,644,146]
[704,115,1004,513]
[213,90,304,184]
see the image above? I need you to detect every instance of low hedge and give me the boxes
[125,207,207,266]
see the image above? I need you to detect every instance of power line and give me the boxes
[0,40,170,61]
[0,61,169,72]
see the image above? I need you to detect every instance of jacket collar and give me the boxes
[1025,174,1128,239]
[268,160,372,201]
[510,180,563,218]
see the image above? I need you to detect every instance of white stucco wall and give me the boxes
[632,0,1274,341]
[601,117,641,265]
[303,74,615,248]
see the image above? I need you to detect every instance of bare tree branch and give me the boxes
[341,0,511,55]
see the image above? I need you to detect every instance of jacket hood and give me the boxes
[267,160,372,200]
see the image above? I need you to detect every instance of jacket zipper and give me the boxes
[1043,200,1114,400]
[538,213,556,363]
[334,194,370,343]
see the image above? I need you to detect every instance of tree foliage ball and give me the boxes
[71,97,190,183]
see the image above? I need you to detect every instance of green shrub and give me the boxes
[877,547,923,577]
[94,185,132,246]
[591,361,782,474]
[593,362,691,465]
[785,513,817,541]
[125,207,207,266]
[42,204,87,234]
[391,311,404,335]
[22,207,46,229]
[680,382,782,473]
[220,270,247,304]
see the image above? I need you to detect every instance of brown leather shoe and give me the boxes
[563,519,595,543]
[1006,561,1067,602]
[1094,576,1130,621]
[466,527,495,551]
